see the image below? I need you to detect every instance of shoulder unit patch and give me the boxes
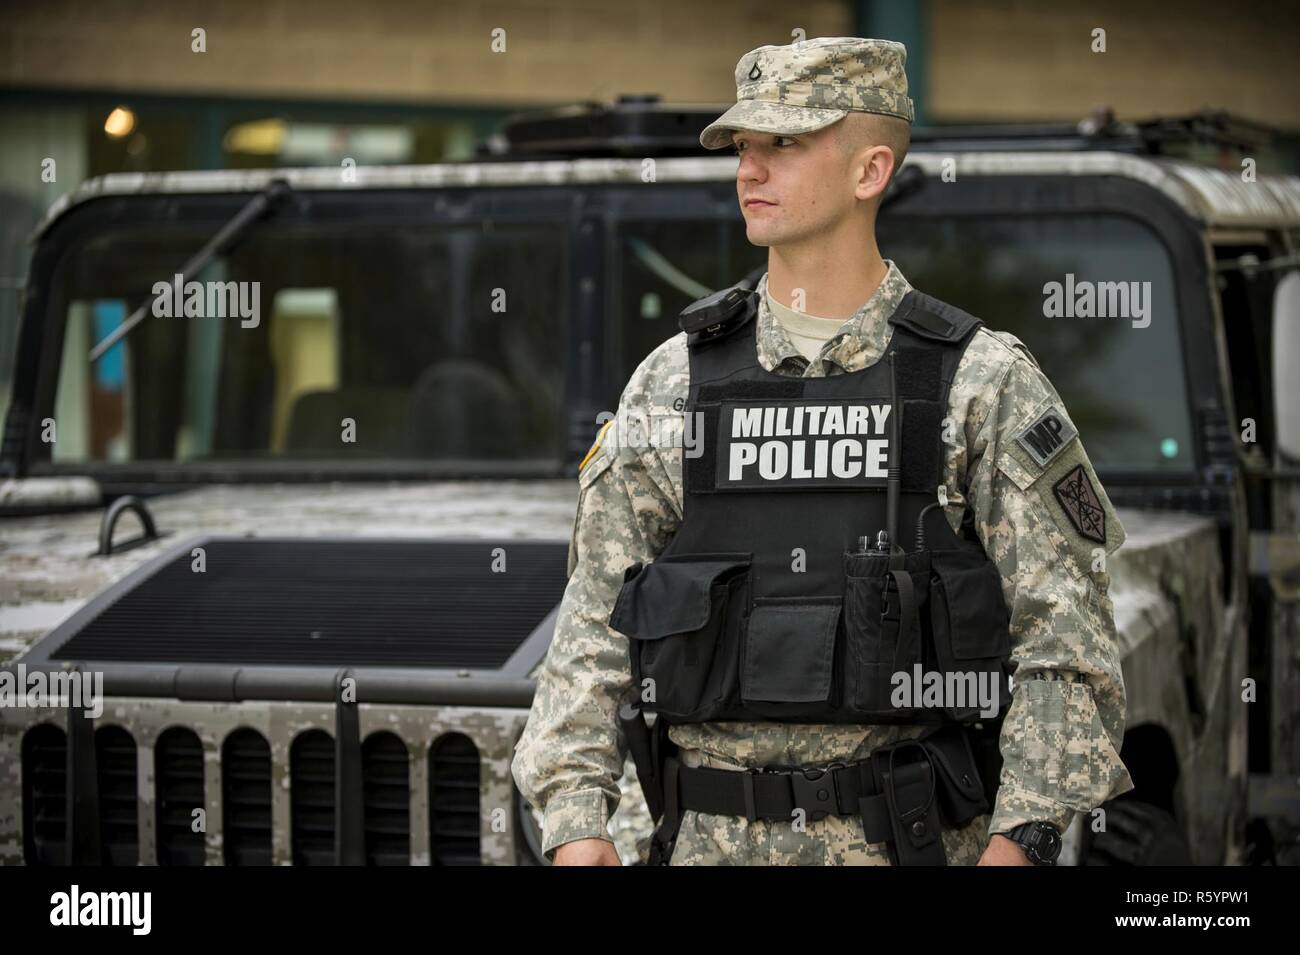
[1052,463,1106,544]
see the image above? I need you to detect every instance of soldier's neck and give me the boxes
[765,232,888,321]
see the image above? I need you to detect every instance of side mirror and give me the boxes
[1274,270,1300,464]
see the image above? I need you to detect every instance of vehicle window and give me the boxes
[880,214,1195,472]
[51,221,566,464]
[615,219,765,388]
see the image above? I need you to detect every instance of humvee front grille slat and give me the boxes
[363,732,411,866]
[429,733,481,866]
[21,725,67,865]
[291,730,335,866]
[223,729,272,866]
[95,726,139,866]
[155,728,206,866]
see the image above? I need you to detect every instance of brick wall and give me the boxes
[929,0,1299,128]
[0,0,850,107]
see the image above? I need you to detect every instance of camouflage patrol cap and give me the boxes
[699,36,914,150]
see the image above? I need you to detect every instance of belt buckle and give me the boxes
[789,765,841,822]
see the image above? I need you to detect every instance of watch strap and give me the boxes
[1003,821,1061,865]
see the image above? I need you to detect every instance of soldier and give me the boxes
[512,35,1134,866]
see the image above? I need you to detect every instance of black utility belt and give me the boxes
[609,546,1013,724]
[653,723,998,866]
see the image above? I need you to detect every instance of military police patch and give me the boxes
[1052,464,1106,544]
[715,399,893,489]
[1014,407,1077,468]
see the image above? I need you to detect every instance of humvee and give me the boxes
[1,99,1297,865]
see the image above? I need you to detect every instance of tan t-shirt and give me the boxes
[765,287,851,368]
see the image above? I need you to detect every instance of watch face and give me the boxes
[1032,824,1061,862]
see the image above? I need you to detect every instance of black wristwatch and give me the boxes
[1000,821,1062,865]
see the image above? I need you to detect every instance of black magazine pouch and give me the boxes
[740,595,842,718]
[929,547,1011,720]
[609,555,750,720]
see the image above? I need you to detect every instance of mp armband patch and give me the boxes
[1014,407,1077,468]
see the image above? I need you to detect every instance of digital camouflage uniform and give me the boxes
[512,36,1135,865]
[512,262,1135,864]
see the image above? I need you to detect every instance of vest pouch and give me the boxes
[608,555,750,720]
[929,550,1011,720]
[740,596,841,717]
[842,550,933,719]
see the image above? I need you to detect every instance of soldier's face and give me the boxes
[732,126,872,249]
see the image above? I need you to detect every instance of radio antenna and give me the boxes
[886,352,903,568]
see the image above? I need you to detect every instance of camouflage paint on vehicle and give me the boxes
[1107,506,1250,864]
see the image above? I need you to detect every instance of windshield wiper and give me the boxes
[625,237,715,300]
[88,178,293,362]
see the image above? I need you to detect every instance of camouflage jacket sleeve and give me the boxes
[955,332,1137,838]
[510,344,681,859]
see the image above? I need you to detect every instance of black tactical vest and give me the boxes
[608,285,1012,726]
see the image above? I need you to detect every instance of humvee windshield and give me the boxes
[44,196,1192,476]
[52,222,568,465]
[879,214,1194,473]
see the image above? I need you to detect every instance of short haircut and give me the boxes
[833,112,911,189]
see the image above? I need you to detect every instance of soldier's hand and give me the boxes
[552,838,622,866]
[976,834,1035,866]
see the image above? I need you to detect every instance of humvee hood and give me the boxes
[0,481,577,664]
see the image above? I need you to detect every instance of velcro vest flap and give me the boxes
[889,292,983,344]
[609,557,749,640]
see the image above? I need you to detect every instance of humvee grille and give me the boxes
[49,539,568,668]
[14,718,501,865]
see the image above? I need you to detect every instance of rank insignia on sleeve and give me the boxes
[1052,464,1106,544]
[1014,407,1078,468]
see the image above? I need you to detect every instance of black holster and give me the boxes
[618,704,682,865]
[868,721,994,865]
